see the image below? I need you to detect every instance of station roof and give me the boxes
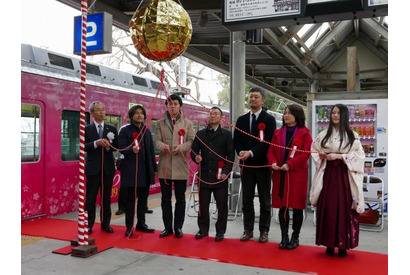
[57,0,388,106]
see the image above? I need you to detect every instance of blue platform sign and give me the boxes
[74,12,112,55]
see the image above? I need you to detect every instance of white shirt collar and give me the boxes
[94,121,104,130]
[250,109,262,119]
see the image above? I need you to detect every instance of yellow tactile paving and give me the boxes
[21,235,44,246]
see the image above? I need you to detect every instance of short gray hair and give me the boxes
[249,87,266,99]
[89,101,105,112]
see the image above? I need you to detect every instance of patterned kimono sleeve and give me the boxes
[311,132,325,169]
[341,136,365,173]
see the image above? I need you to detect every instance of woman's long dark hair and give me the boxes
[320,104,355,151]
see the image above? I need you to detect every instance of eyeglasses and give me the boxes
[93,108,106,112]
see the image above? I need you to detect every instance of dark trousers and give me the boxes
[241,167,272,232]
[117,185,126,211]
[198,185,228,235]
[85,173,113,229]
[124,185,149,230]
[160,179,187,231]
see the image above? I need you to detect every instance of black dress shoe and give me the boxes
[326,247,335,256]
[195,231,208,239]
[159,229,173,238]
[145,208,154,214]
[259,231,269,243]
[125,228,133,237]
[115,209,125,215]
[215,233,224,242]
[240,230,253,241]
[286,236,299,249]
[136,224,155,233]
[338,249,348,258]
[174,228,183,238]
[101,226,114,233]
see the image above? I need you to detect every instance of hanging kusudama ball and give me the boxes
[129,0,193,62]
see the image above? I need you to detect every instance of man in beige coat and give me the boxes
[154,94,195,238]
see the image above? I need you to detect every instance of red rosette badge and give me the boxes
[178,129,185,144]
[132,132,139,148]
[217,161,225,180]
[258,123,266,141]
[292,138,301,148]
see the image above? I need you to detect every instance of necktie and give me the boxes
[251,113,256,132]
[98,124,103,138]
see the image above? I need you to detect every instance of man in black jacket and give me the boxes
[85,101,118,234]
[118,105,157,237]
[233,88,276,243]
[190,107,235,242]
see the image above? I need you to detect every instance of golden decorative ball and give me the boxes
[129,0,193,62]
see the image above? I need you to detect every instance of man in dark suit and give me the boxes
[85,101,118,234]
[117,105,157,237]
[233,87,276,243]
[190,107,235,242]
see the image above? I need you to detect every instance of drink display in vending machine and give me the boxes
[315,104,377,158]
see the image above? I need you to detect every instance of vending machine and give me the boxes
[311,99,388,212]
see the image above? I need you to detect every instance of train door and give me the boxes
[21,101,45,219]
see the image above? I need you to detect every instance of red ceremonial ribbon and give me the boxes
[258,123,266,141]
[289,138,300,158]
[178,129,185,145]
[217,160,225,179]
[132,132,139,149]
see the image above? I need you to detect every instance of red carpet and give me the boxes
[22,218,388,274]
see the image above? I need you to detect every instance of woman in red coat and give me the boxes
[267,104,313,249]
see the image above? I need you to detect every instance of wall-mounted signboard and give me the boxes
[224,0,302,23]
[73,12,112,55]
[222,0,387,31]
[363,0,388,9]
[305,0,363,16]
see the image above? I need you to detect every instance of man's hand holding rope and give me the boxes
[238,150,252,162]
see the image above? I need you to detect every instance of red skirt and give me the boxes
[315,159,359,249]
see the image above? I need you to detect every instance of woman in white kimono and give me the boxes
[310,104,365,258]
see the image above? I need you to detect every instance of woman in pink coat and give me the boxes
[267,104,312,249]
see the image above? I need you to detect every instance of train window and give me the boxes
[104,114,121,131]
[199,123,206,130]
[192,122,198,133]
[86,63,102,76]
[48,53,74,70]
[104,114,122,159]
[61,110,90,161]
[151,81,160,90]
[150,119,159,155]
[61,111,121,161]
[21,104,41,162]
[132,76,148,87]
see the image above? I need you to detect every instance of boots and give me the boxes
[278,208,289,249]
[287,211,303,250]
[287,231,299,249]
[279,223,289,249]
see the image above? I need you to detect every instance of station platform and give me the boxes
[21,192,388,274]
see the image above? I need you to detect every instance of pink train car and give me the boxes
[21,44,224,220]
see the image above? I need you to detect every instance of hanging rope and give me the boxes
[100,66,319,216]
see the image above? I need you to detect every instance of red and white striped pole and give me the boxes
[77,0,88,246]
